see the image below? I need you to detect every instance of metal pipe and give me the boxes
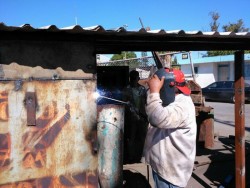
[189,51,196,82]
[98,96,129,105]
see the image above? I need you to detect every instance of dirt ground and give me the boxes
[123,136,250,188]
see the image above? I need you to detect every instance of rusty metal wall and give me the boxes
[0,78,98,187]
[0,63,93,80]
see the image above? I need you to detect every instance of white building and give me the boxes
[178,54,250,88]
[96,54,110,63]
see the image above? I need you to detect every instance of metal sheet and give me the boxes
[0,63,93,80]
[97,105,124,188]
[0,80,98,187]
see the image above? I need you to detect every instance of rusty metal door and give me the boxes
[0,79,98,187]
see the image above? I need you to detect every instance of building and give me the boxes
[179,53,250,88]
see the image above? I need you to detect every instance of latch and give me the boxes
[25,92,37,126]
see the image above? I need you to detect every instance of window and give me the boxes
[213,82,224,88]
[245,63,250,80]
[194,67,198,74]
[224,81,233,88]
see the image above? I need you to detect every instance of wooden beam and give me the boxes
[234,50,245,188]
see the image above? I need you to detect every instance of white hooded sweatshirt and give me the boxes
[143,93,197,187]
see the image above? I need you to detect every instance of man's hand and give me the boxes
[147,74,165,93]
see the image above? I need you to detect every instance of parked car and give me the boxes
[202,81,250,103]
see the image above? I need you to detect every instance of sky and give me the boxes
[0,0,249,59]
[1,0,249,31]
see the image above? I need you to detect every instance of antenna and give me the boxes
[139,17,144,28]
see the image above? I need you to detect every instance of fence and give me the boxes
[98,54,162,79]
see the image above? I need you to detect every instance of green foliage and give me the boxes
[110,51,137,61]
[222,19,249,32]
[206,50,235,56]
[157,51,167,55]
[157,51,176,55]
[109,51,140,68]
[110,54,123,61]
[207,50,250,57]
[172,56,178,65]
[206,12,250,57]
[209,11,220,32]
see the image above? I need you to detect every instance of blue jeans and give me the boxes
[152,170,181,188]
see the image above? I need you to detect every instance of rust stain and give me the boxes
[17,182,33,188]
[85,125,98,156]
[22,103,58,151]
[59,171,98,187]
[34,104,70,150]
[38,177,52,188]
[0,133,11,169]
[22,104,70,168]
[22,152,36,168]
[0,171,98,188]
[22,150,46,168]
[36,102,58,129]
[0,91,8,121]
[24,92,37,126]
[35,151,46,167]
[0,80,97,186]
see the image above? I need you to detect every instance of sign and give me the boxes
[182,53,189,59]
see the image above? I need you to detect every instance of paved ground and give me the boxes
[122,102,250,188]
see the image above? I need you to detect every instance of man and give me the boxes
[123,70,147,163]
[144,69,196,187]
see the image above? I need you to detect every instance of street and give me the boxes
[205,101,250,140]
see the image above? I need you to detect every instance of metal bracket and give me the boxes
[25,92,37,126]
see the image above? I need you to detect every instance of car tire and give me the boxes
[232,96,235,103]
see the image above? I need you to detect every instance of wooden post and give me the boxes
[234,51,245,188]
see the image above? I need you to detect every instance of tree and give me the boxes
[109,51,139,68]
[172,56,178,65]
[209,11,220,32]
[206,12,250,57]
[222,19,249,32]
[110,51,137,61]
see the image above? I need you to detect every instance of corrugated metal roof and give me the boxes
[1,22,250,36]
[1,22,250,53]
[1,23,250,71]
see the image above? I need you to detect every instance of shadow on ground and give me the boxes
[122,137,250,188]
[123,170,151,188]
[194,137,250,187]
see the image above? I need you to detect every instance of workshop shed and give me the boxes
[0,23,250,187]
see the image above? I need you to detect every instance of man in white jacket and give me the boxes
[144,69,197,188]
